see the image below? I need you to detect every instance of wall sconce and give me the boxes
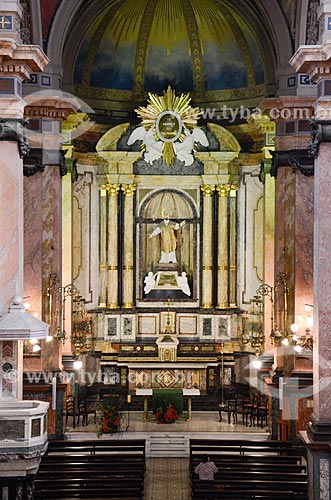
[290,304,314,352]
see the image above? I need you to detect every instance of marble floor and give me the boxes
[66,411,269,436]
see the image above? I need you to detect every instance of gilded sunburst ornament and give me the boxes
[128,86,208,167]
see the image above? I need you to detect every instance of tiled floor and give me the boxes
[144,458,191,500]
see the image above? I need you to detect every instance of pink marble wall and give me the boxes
[294,174,314,332]
[0,142,23,314]
[313,144,331,422]
[24,172,43,316]
[23,166,62,372]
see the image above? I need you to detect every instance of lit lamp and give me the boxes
[126,394,131,431]
[73,359,82,370]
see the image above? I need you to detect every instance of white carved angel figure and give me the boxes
[127,126,163,164]
[144,271,157,294]
[177,271,191,296]
[173,127,209,166]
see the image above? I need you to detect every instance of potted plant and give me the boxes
[155,404,179,424]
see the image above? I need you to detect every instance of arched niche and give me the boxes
[138,189,198,303]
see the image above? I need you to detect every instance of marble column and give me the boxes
[0,2,48,400]
[229,186,238,307]
[216,185,230,308]
[122,184,136,308]
[290,26,331,499]
[23,104,76,370]
[107,184,120,308]
[99,185,108,307]
[201,185,215,309]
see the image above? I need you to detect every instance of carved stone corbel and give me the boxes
[307,120,331,158]
[23,148,67,177]
[0,119,29,157]
[270,149,315,178]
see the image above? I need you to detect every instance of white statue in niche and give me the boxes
[144,271,157,294]
[149,212,185,264]
[177,271,191,296]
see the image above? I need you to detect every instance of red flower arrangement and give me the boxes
[155,404,179,424]
[98,404,121,436]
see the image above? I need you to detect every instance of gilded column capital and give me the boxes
[107,184,121,197]
[216,185,230,197]
[201,184,215,197]
[99,183,109,191]
[122,184,137,197]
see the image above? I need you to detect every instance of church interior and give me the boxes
[0,0,330,499]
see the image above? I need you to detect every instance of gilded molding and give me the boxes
[122,184,137,196]
[108,266,118,270]
[217,184,230,197]
[81,5,115,88]
[133,0,158,98]
[181,0,205,96]
[107,184,121,196]
[221,8,255,87]
[201,184,215,197]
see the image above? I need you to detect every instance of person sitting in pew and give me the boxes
[194,454,218,481]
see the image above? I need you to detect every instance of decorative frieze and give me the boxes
[306,0,320,45]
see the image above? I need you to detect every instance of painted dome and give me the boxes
[73,0,266,107]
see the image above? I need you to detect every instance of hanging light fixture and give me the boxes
[47,273,93,356]
[242,295,265,356]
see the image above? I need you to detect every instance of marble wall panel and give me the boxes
[237,167,264,308]
[23,172,43,316]
[0,143,23,314]
[313,145,331,421]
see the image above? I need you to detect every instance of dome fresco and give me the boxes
[73,0,266,104]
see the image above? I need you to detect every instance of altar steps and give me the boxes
[147,434,188,457]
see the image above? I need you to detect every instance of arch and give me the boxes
[139,188,197,220]
[51,0,293,105]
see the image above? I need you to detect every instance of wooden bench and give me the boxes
[190,439,307,500]
[47,439,146,457]
[35,439,146,500]
[190,461,306,473]
[35,479,143,500]
[192,479,307,498]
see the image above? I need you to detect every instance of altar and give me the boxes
[136,388,200,420]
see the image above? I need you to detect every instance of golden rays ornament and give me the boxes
[128,86,206,167]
